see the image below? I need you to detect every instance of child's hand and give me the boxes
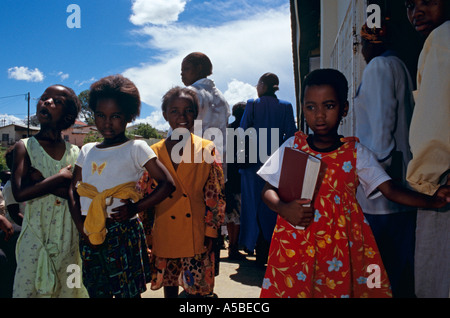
[111,199,138,223]
[430,185,450,209]
[0,215,14,241]
[80,231,100,249]
[73,219,98,249]
[58,165,73,180]
[278,199,314,228]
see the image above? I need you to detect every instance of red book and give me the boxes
[278,147,326,229]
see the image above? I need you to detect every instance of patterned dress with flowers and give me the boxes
[137,136,225,296]
[260,132,392,298]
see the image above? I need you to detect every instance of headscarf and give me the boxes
[360,22,387,44]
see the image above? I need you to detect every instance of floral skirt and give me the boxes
[79,218,151,298]
[260,214,392,298]
[149,252,215,296]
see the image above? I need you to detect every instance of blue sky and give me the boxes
[0,0,295,131]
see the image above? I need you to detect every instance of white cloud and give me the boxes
[74,77,96,87]
[57,71,69,81]
[7,66,44,82]
[0,114,26,126]
[124,5,294,130]
[130,0,187,26]
[132,108,170,131]
[223,79,257,108]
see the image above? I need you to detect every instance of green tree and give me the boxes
[131,123,162,139]
[24,114,40,127]
[83,131,103,144]
[83,131,135,145]
[78,90,95,125]
[0,147,9,184]
[0,147,7,171]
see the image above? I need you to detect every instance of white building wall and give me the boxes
[0,126,16,144]
[320,0,367,137]
[320,0,338,68]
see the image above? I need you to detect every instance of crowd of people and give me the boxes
[0,0,449,299]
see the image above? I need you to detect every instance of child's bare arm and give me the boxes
[26,165,71,199]
[11,141,72,202]
[6,203,23,226]
[28,167,44,184]
[0,215,14,241]
[377,180,450,209]
[67,165,87,236]
[139,157,175,208]
[261,182,314,228]
[110,157,175,222]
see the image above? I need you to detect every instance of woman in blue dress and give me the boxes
[239,72,297,265]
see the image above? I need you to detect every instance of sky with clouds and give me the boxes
[0,0,295,131]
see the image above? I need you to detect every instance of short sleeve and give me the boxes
[134,140,157,167]
[356,143,392,199]
[75,142,96,169]
[257,137,295,188]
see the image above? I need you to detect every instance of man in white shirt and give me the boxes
[354,22,416,297]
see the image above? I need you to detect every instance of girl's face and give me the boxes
[302,85,348,137]
[163,96,196,132]
[406,0,448,37]
[37,85,69,127]
[181,60,200,86]
[94,98,128,142]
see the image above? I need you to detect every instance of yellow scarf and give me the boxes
[77,181,142,245]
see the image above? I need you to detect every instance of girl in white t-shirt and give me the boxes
[68,75,175,298]
[258,69,450,298]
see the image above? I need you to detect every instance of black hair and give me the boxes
[182,52,213,78]
[232,102,246,121]
[259,72,280,95]
[89,74,141,123]
[301,68,349,106]
[161,86,199,119]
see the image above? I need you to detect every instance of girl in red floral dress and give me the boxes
[257,69,450,298]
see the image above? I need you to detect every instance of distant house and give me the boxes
[62,120,97,147]
[62,121,167,148]
[0,123,40,147]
